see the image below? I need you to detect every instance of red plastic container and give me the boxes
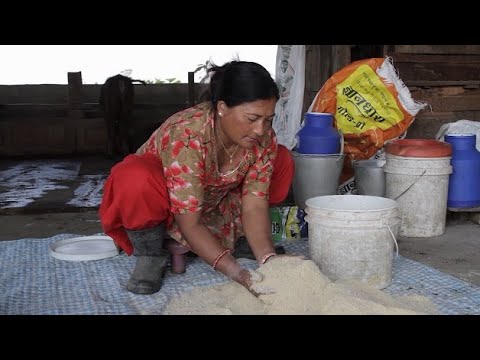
[386,139,452,158]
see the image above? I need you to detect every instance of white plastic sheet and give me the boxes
[436,119,480,150]
[273,45,305,150]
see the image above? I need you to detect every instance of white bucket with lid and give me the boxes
[305,195,400,289]
[384,154,452,237]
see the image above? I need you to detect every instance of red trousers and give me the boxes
[99,145,294,255]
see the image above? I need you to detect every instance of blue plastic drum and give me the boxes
[444,134,480,208]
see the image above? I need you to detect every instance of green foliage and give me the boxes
[144,78,181,84]
[194,59,212,83]
[193,54,239,83]
[120,69,133,77]
[117,68,181,84]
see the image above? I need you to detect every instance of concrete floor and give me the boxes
[397,218,480,286]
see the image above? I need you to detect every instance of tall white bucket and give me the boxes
[305,195,400,289]
[384,154,452,237]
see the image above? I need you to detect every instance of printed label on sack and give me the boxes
[270,208,284,242]
[270,206,308,241]
[336,65,404,133]
[338,176,356,195]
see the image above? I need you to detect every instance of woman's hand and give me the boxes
[261,253,307,265]
[223,264,274,296]
[227,255,309,296]
[236,268,277,297]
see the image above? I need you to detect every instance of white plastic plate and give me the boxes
[49,235,119,261]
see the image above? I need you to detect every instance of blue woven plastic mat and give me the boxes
[1,234,479,315]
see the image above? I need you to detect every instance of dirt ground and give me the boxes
[0,155,114,239]
[0,210,103,241]
[397,219,480,286]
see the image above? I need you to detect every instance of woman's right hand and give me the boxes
[231,268,276,297]
[213,251,275,297]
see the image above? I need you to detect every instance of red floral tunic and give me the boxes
[136,102,278,250]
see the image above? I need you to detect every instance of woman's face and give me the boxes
[218,98,277,149]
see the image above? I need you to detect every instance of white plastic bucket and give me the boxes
[305,195,400,289]
[384,154,452,237]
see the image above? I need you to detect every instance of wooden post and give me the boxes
[303,45,351,115]
[188,71,195,106]
[303,45,332,115]
[332,45,351,73]
[67,71,83,153]
[68,71,84,119]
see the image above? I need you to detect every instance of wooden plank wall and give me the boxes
[303,45,480,140]
[303,45,351,116]
[0,80,209,157]
[386,45,480,139]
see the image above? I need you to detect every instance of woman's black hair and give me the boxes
[203,60,279,109]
